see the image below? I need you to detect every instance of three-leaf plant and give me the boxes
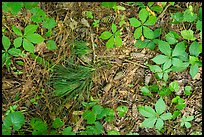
[12,24,45,53]
[99,23,122,48]
[138,97,172,131]
[180,115,194,129]
[151,41,189,72]
[129,8,157,40]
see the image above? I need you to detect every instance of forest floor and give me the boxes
[2,2,202,135]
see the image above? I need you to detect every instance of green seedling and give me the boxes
[93,19,100,28]
[134,28,162,50]
[5,105,18,115]
[116,105,128,117]
[2,35,26,69]
[62,127,76,135]
[99,23,122,48]
[180,115,194,129]
[188,41,202,78]
[2,111,25,135]
[138,97,172,131]
[151,40,189,72]
[107,130,120,135]
[30,96,40,105]
[148,64,171,81]
[83,11,94,19]
[30,118,48,135]
[184,86,192,96]
[172,96,186,110]
[129,8,157,40]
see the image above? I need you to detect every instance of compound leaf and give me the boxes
[141,117,157,128]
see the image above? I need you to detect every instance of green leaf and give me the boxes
[186,116,194,121]
[24,24,38,36]
[2,123,12,135]
[172,41,187,58]
[155,97,166,115]
[152,54,169,65]
[139,8,149,23]
[141,86,152,97]
[8,48,23,57]
[82,110,96,124]
[172,110,181,119]
[116,105,128,117]
[183,5,197,22]
[52,118,64,129]
[169,81,180,92]
[13,37,22,48]
[30,7,47,23]
[147,41,156,50]
[185,122,192,128]
[181,29,196,41]
[23,38,35,53]
[144,16,157,26]
[25,33,45,44]
[97,108,108,119]
[163,58,172,70]
[171,62,189,72]
[101,2,117,8]
[134,26,142,39]
[163,72,169,82]
[2,35,11,51]
[129,17,141,27]
[3,111,25,131]
[94,121,103,135]
[155,118,164,130]
[108,130,120,135]
[189,56,199,65]
[151,5,163,13]
[160,113,172,120]
[23,2,39,9]
[30,118,48,135]
[99,31,112,40]
[111,23,117,33]
[7,2,23,15]
[196,20,202,31]
[46,40,57,50]
[138,106,157,118]
[115,36,122,47]
[148,65,162,73]
[106,36,114,49]
[190,64,199,78]
[172,58,183,67]
[184,86,192,96]
[12,25,22,36]
[176,104,186,110]
[189,41,200,57]
[42,18,56,29]
[92,105,103,115]
[165,32,178,45]
[141,117,157,128]
[153,28,162,38]
[158,40,171,56]
[115,30,121,37]
[104,108,115,122]
[171,12,183,23]
[143,26,154,39]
